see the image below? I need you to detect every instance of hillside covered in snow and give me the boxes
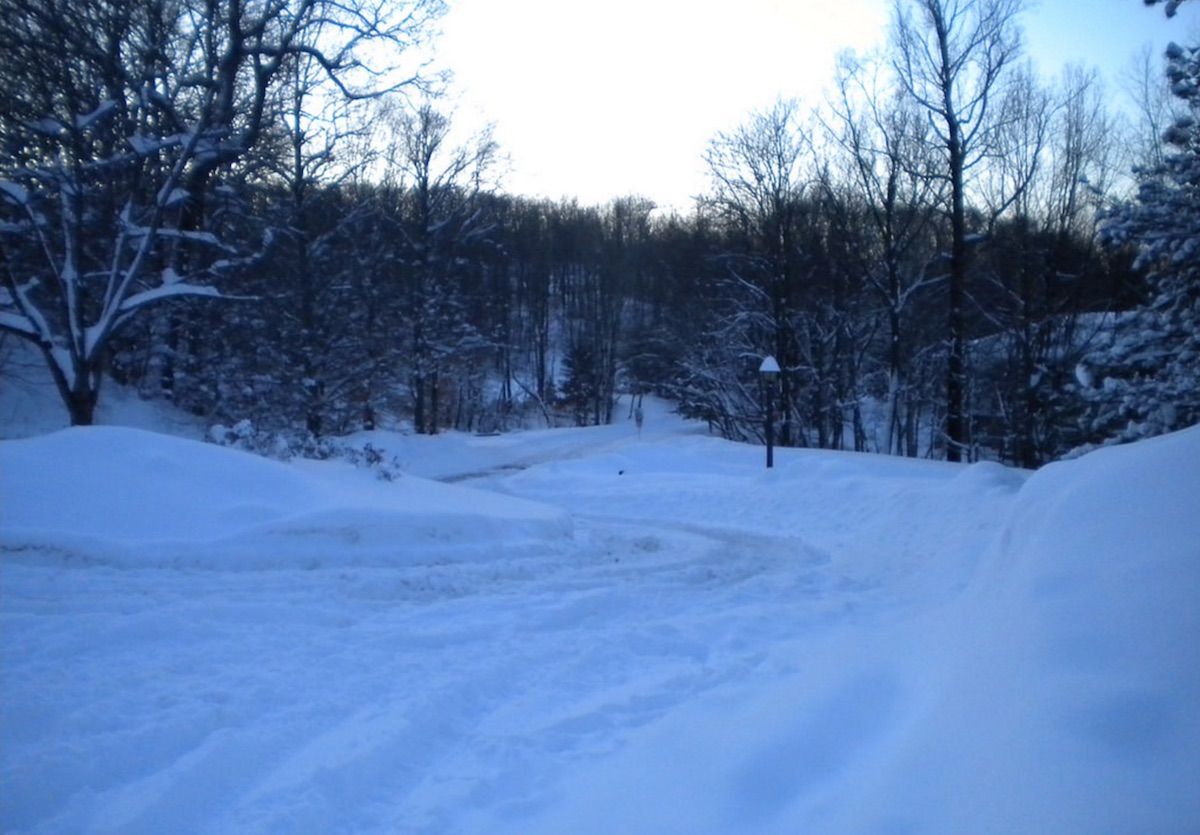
[2,398,1198,834]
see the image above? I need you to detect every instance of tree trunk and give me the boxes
[66,387,98,426]
[429,370,439,435]
[945,122,969,462]
[413,373,425,434]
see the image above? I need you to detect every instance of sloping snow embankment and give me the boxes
[870,424,1200,833]
[0,426,570,569]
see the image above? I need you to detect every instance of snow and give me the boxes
[0,311,38,339]
[0,180,30,206]
[2,394,1198,834]
[1,428,567,570]
[0,346,205,441]
[74,101,117,131]
[115,283,222,317]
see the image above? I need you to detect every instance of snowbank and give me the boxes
[886,423,1200,833]
[0,426,570,569]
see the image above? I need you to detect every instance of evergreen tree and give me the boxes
[1083,25,1200,446]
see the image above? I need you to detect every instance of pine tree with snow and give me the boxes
[1083,22,1200,447]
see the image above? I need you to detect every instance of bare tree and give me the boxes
[965,64,1129,465]
[702,99,812,445]
[261,39,387,436]
[0,0,442,425]
[976,64,1050,227]
[380,99,499,434]
[890,0,1025,460]
[826,52,946,455]
[1121,43,1183,170]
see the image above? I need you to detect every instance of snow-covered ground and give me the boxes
[2,393,1198,834]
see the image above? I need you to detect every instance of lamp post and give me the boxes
[759,355,780,469]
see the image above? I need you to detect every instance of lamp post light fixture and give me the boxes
[759,355,780,469]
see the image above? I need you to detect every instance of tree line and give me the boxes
[2,0,1196,467]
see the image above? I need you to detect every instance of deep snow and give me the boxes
[2,395,1198,834]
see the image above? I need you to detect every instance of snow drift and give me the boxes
[0,426,570,569]
[819,424,1200,833]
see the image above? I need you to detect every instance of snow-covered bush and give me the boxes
[207,422,404,480]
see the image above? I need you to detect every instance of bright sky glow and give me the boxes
[436,0,1197,209]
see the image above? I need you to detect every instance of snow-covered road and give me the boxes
[1,527,854,832]
[3,407,1198,833]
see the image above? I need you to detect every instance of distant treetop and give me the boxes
[1144,0,1191,18]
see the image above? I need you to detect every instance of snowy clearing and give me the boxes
[2,400,1199,834]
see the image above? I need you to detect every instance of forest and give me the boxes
[2,0,1197,467]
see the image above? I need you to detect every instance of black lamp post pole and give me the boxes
[765,383,774,469]
[760,355,779,469]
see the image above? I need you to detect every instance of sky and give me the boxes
[435,0,1198,210]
